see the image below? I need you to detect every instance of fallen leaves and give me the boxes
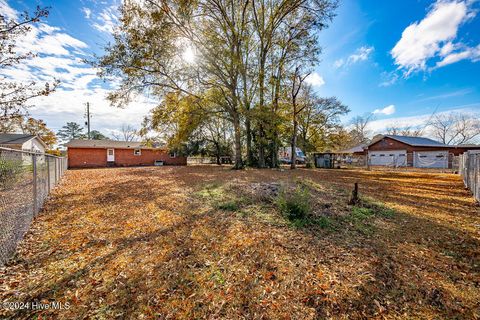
[0,166,479,319]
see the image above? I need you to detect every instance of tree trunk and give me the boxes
[246,117,253,166]
[257,54,267,168]
[291,118,297,169]
[232,113,243,169]
[215,142,221,165]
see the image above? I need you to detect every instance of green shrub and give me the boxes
[276,186,310,220]
[0,158,26,189]
[216,200,239,211]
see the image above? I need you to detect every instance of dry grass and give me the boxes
[0,166,479,319]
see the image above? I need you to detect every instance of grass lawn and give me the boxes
[0,166,479,319]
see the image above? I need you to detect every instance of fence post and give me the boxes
[47,156,51,191]
[32,153,37,215]
[54,157,58,185]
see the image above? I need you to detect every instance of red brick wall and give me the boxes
[68,148,187,168]
[68,148,107,168]
[114,148,186,166]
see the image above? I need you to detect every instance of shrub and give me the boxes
[216,200,239,211]
[0,158,26,189]
[276,186,310,220]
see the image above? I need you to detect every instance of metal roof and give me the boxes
[65,139,166,149]
[0,133,36,145]
[370,135,448,147]
[338,144,367,154]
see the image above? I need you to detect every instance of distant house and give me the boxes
[66,139,187,168]
[0,133,47,153]
[367,135,480,168]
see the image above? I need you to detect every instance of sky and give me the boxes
[1,0,480,138]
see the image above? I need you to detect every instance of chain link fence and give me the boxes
[459,151,480,203]
[0,147,67,266]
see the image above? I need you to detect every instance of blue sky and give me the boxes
[2,0,480,137]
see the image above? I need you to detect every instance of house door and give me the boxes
[107,149,115,162]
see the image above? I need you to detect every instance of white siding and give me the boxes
[369,150,407,166]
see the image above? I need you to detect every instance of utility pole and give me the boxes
[85,102,91,139]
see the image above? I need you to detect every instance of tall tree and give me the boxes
[94,0,337,169]
[57,122,84,142]
[297,92,349,152]
[89,130,109,140]
[0,6,58,124]
[289,67,309,169]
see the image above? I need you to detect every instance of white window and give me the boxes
[134,149,141,156]
[169,152,176,158]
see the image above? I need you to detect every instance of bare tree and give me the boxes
[350,114,373,144]
[430,113,480,145]
[386,126,422,137]
[113,124,139,142]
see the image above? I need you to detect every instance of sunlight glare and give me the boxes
[183,46,196,63]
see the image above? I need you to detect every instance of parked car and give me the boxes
[278,147,306,164]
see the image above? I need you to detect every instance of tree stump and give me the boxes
[348,182,359,205]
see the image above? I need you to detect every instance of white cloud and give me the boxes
[0,0,17,19]
[379,71,399,87]
[373,105,396,115]
[0,1,151,136]
[333,59,345,68]
[92,6,118,34]
[391,0,478,75]
[367,106,480,138]
[435,44,480,67]
[334,46,374,68]
[82,7,92,19]
[305,72,325,87]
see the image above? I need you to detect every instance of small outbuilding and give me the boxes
[0,133,47,153]
[66,139,187,168]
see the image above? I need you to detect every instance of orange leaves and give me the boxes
[0,166,479,319]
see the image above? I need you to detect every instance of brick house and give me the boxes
[366,135,480,168]
[66,140,186,168]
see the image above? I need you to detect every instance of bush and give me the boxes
[0,158,26,189]
[276,186,310,220]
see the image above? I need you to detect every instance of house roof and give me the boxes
[66,139,164,149]
[369,135,448,148]
[338,144,367,154]
[0,133,47,148]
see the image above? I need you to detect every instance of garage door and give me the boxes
[369,150,407,167]
[413,151,448,168]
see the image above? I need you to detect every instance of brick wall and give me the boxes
[68,148,187,168]
[114,148,186,166]
[68,148,107,168]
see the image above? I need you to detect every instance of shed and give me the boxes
[66,139,187,168]
[313,152,335,168]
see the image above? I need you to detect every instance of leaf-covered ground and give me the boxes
[0,166,479,319]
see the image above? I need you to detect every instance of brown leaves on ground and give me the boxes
[0,166,479,319]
